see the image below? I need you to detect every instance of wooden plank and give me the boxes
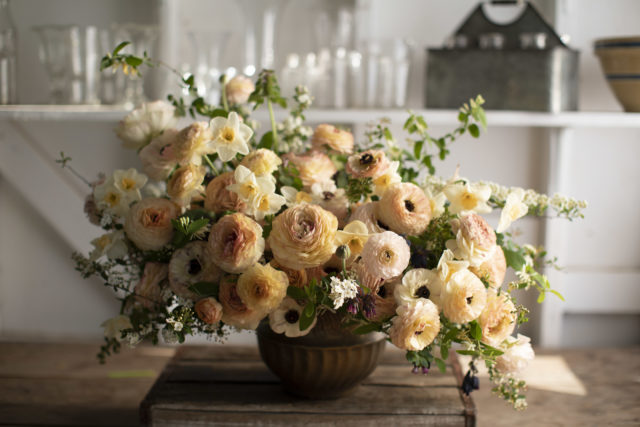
[149,410,466,427]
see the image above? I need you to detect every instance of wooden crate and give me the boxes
[140,345,475,426]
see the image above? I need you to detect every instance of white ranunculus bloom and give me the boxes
[209,112,252,162]
[443,180,492,214]
[116,100,177,150]
[395,268,443,308]
[269,297,316,338]
[495,334,535,374]
[497,188,529,233]
[101,315,133,342]
[89,230,128,261]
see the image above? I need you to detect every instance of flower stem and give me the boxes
[268,99,278,152]
[221,82,230,112]
[204,155,220,176]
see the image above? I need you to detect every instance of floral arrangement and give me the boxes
[62,43,586,410]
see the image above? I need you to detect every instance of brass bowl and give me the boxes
[256,312,386,399]
[594,36,640,112]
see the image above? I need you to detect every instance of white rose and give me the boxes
[495,334,535,374]
[116,101,177,150]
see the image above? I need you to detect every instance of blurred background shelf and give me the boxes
[1,105,640,128]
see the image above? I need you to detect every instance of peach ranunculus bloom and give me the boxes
[225,75,255,105]
[268,204,339,270]
[218,275,266,330]
[208,213,265,274]
[124,197,181,251]
[441,269,487,324]
[167,164,206,208]
[236,263,288,314]
[311,124,354,154]
[240,148,282,177]
[346,149,390,179]
[138,129,179,181]
[469,245,507,290]
[376,183,432,236]
[204,171,247,214]
[195,297,224,325]
[446,212,497,267]
[283,151,337,188]
[134,262,168,310]
[478,291,516,347]
[359,231,410,280]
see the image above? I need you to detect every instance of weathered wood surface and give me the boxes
[141,344,474,426]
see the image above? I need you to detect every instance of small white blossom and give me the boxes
[328,276,359,309]
[166,317,184,332]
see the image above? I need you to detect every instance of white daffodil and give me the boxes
[395,268,443,308]
[112,168,148,200]
[497,188,528,233]
[93,177,137,218]
[437,249,470,284]
[426,188,447,218]
[269,297,316,338]
[372,160,402,197]
[335,220,371,258]
[443,180,492,214]
[226,165,263,202]
[280,186,312,206]
[101,315,133,342]
[209,112,252,162]
[89,230,128,261]
[328,276,359,309]
[247,190,287,221]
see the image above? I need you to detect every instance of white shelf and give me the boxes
[1,105,640,128]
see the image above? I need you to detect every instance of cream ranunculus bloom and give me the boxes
[167,164,206,208]
[236,263,289,313]
[138,129,178,181]
[209,112,252,162]
[268,204,339,270]
[195,297,224,325]
[497,188,529,233]
[218,275,265,330]
[360,231,411,280]
[284,151,337,188]
[115,100,177,150]
[124,197,181,251]
[269,297,317,337]
[389,299,441,351]
[478,291,516,347]
[469,245,507,290]
[443,180,492,214]
[240,148,282,177]
[446,212,497,267]
[173,121,215,166]
[395,268,443,308]
[495,334,535,374]
[376,183,432,235]
[169,241,222,301]
[441,269,487,324]
[208,213,265,274]
[226,75,255,105]
[311,123,354,154]
[204,171,247,214]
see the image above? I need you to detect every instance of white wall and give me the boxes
[1,0,638,346]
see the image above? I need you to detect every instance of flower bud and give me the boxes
[335,244,351,260]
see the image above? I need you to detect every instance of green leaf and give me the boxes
[125,56,143,67]
[440,344,449,361]
[188,281,219,298]
[470,320,482,341]
[186,218,209,235]
[286,286,306,300]
[537,292,546,303]
[299,303,316,331]
[434,357,447,373]
[352,323,380,335]
[112,41,130,55]
[413,140,424,160]
[258,131,274,150]
[550,289,565,301]
[383,128,393,141]
[468,123,480,138]
[503,248,526,271]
